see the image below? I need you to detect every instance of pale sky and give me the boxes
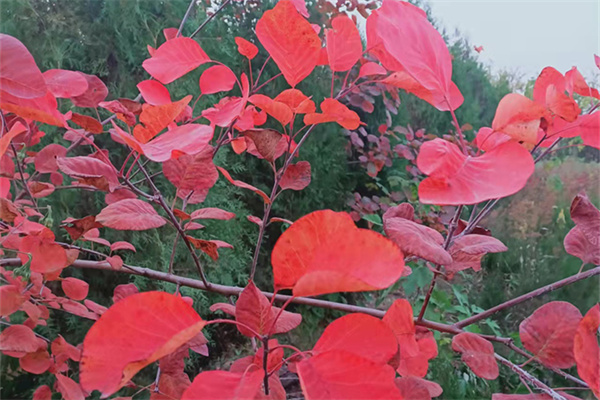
[427,0,600,81]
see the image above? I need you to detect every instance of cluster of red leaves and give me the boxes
[1,0,599,399]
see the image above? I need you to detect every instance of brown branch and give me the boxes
[454,266,600,329]
[190,0,233,38]
[495,354,567,400]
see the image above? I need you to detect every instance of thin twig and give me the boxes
[177,0,197,37]
[190,0,233,38]
[495,354,567,400]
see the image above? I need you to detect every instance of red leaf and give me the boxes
[142,37,210,84]
[96,199,166,231]
[0,90,65,127]
[61,277,89,301]
[32,385,52,400]
[313,313,398,365]
[55,374,85,400]
[383,299,420,359]
[248,95,293,126]
[446,234,507,277]
[51,335,81,362]
[304,98,362,130]
[133,96,192,143]
[417,138,535,205]
[236,281,302,337]
[137,80,171,106]
[369,2,463,111]
[111,122,214,162]
[552,112,599,149]
[57,156,119,192]
[564,193,600,265]
[70,73,108,108]
[163,147,218,192]
[359,62,387,78]
[80,291,206,397]
[326,15,362,72]
[255,0,321,87]
[451,332,498,380]
[383,204,451,265]
[274,89,316,114]
[519,301,583,368]
[0,121,28,158]
[182,369,264,400]
[217,166,271,204]
[28,181,55,198]
[34,144,67,174]
[43,69,88,98]
[242,128,284,162]
[565,67,600,100]
[113,283,138,303]
[20,349,51,374]
[111,241,136,252]
[98,100,137,126]
[19,229,68,274]
[0,34,47,99]
[398,327,438,377]
[70,112,103,134]
[574,304,600,398]
[395,377,442,400]
[0,324,45,353]
[271,209,407,297]
[279,161,311,191]
[187,237,219,260]
[235,37,259,60]
[200,65,237,95]
[190,207,236,221]
[0,285,26,317]
[492,93,547,144]
[297,350,402,400]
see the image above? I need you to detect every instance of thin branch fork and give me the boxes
[495,354,567,400]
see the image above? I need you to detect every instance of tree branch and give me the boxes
[454,265,600,329]
[495,354,567,400]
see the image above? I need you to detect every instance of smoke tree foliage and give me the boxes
[1,0,599,399]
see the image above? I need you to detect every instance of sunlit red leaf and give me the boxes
[34,144,67,174]
[32,385,52,400]
[0,90,65,127]
[256,0,321,87]
[446,234,507,277]
[564,193,600,265]
[552,112,599,149]
[451,333,498,380]
[0,121,27,158]
[279,161,311,191]
[80,291,206,397]
[326,15,362,72]
[114,122,213,162]
[217,166,271,203]
[181,368,264,400]
[369,1,463,111]
[0,34,47,99]
[70,73,108,108]
[565,67,600,100]
[297,350,402,400]
[235,37,258,60]
[313,313,398,365]
[57,156,119,192]
[51,335,81,362]
[19,228,68,274]
[359,62,387,78]
[492,93,546,143]
[133,96,192,143]
[519,301,582,368]
[271,209,407,297]
[142,37,210,84]
[43,69,88,98]
[200,65,237,95]
[383,203,451,265]
[274,89,316,114]
[417,138,535,205]
[70,112,103,134]
[574,304,600,398]
[61,277,89,301]
[96,199,165,231]
[190,207,235,221]
[304,98,362,130]
[137,80,171,106]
